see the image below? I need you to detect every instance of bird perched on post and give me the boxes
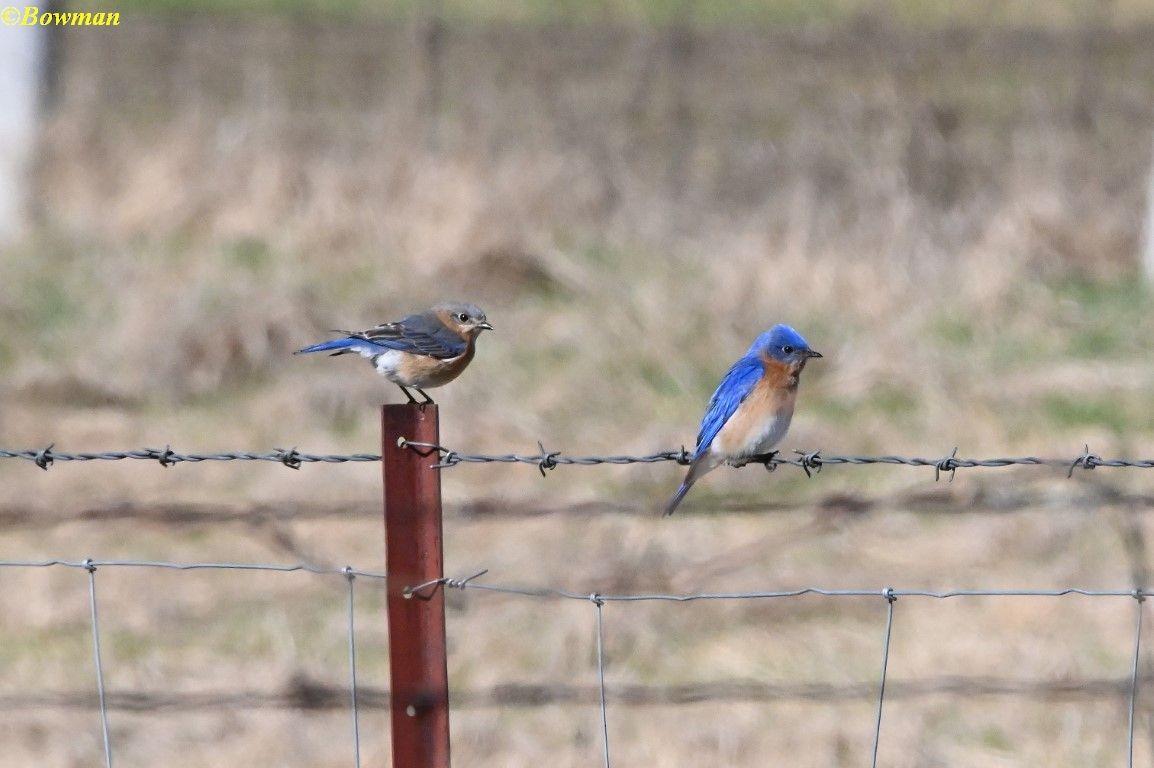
[663,324,822,516]
[295,302,493,404]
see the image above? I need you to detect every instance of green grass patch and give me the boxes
[1041,393,1135,434]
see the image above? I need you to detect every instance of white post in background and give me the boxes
[0,26,46,243]
[1144,134,1154,284]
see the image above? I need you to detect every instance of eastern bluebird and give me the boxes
[663,324,822,516]
[295,302,493,404]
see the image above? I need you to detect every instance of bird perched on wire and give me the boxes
[295,302,493,404]
[663,324,822,516]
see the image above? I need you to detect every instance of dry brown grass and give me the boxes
[4,13,1154,765]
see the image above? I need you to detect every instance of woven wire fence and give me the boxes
[3,442,1154,767]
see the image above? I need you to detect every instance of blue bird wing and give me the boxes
[357,312,467,359]
[693,355,764,460]
[298,311,467,359]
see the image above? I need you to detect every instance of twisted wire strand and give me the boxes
[2,442,1150,479]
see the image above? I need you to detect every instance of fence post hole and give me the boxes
[382,404,450,768]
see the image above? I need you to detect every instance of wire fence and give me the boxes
[1,558,1150,768]
[3,442,1154,766]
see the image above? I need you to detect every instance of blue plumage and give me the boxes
[693,356,764,461]
[296,337,383,356]
[663,323,822,516]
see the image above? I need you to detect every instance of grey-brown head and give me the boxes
[434,302,494,338]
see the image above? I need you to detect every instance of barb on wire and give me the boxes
[34,443,54,470]
[796,449,823,477]
[1069,443,1102,478]
[154,445,177,468]
[536,441,560,477]
[934,448,959,482]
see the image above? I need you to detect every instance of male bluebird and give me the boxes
[663,324,822,516]
[295,302,493,404]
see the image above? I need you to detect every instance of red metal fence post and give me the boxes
[382,404,450,768]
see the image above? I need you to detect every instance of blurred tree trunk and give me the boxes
[0,20,52,240]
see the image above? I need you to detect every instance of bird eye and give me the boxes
[782,345,794,354]
[457,313,469,322]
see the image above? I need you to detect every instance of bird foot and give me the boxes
[739,451,779,469]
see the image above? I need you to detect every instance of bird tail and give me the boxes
[662,481,694,517]
[662,454,720,517]
[294,337,379,356]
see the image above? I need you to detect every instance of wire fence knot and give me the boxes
[675,446,692,466]
[83,558,96,573]
[403,577,446,601]
[275,447,302,470]
[403,569,488,601]
[1068,444,1101,478]
[589,593,605,607]
[445,569,489,590]
[934,447,960,482]
[343,565,355,583]
[398,437,457,468]
[34,443,55,471]
[882,586,897,604]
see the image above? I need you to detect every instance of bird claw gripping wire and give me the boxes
[795,449,823,478]
[754,451,781,472]
[33,443,55,470]
[536,442,560,477]
[934,447,959,482]
[274,447,302,470]
[1068,444,1101,478]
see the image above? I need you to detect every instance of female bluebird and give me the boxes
[295,302,493,404]
[663,324,822,516]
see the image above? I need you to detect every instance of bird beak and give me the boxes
[477,322,494,331]
[804,349,823,358]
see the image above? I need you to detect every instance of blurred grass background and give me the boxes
[3,0,1154,764]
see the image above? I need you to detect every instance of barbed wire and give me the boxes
[0,445,381,470]
[4,442,1154,480]
[399,441,1154,481]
